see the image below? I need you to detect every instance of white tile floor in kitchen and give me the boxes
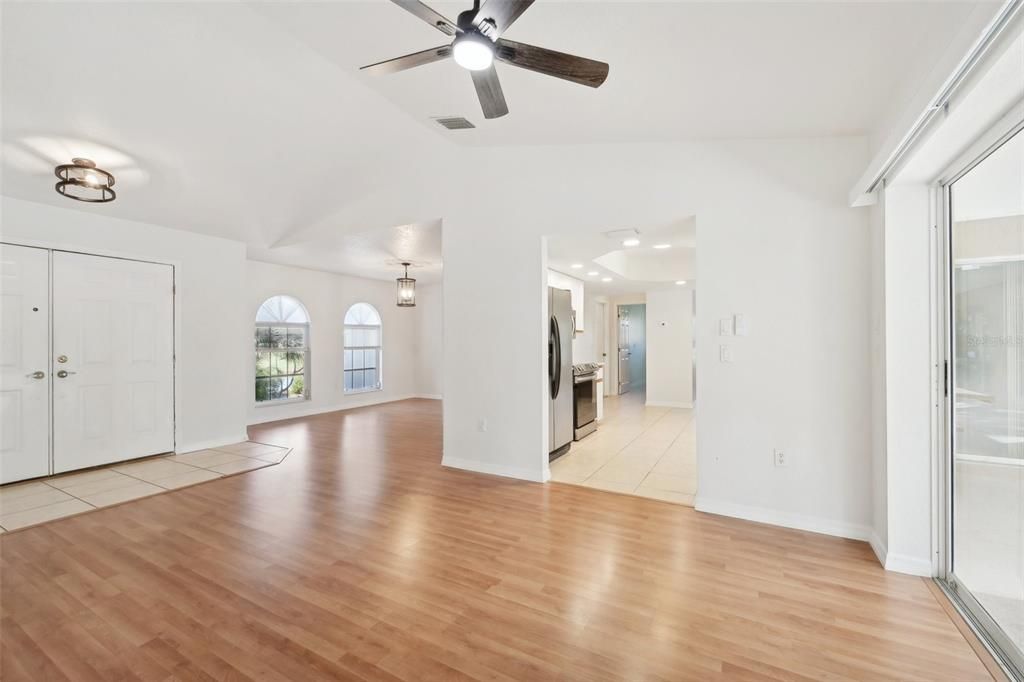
[550,391,696,505]
[0,441,289,532]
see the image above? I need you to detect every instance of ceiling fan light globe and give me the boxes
[452,33,494,71]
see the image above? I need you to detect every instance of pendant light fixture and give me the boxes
[54,158,116,203]
[396,262,416,307]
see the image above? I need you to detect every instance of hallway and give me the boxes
[549,392,697,505]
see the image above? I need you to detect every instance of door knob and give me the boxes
[57,355,69,363]
[56,370,76,378]
[27,371,45,379]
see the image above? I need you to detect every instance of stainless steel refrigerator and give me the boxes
[548,287,574,458]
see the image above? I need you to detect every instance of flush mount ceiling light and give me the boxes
[570,263,583,269]
[675,280,687,285]
[653,243,671,249]
[54,158,115,203]
[587,271,599,277]
[602,277,613,282]
[396,262,416,307]
[622,238,640,247]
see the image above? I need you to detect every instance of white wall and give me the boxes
[1,196,249,452]
[571,292,606,365]
[869,197,889,563]
[441,137,874,540]
[246,260,427,424]
[415,282,443,399]
[879,183,935,575]
[646,288,694,408]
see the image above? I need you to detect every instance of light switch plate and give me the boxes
[719,317,733,336]
[719,344,733,363]
[734,314,749,336]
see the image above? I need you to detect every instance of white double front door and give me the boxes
[0,245,175,484]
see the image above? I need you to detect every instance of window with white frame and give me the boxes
[344,302,382,393]
[254,295,310,403]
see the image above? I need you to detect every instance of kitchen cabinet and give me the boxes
[547,269,585,331]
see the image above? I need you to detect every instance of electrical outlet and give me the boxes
[478,418,488,433]
[773,449,788,467]
[719,344,734,363]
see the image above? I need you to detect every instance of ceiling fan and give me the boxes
[360,0,609,119]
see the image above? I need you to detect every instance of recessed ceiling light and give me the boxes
[587,271,599,276]
[602,277,612,282]
[675,280,687,285]
[653,243,671,249]
[570,263,583,269]
[622,238,640,247]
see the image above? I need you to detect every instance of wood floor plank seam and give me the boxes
[0,399,997,681]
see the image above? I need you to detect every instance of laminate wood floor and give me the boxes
[0,399,993,681]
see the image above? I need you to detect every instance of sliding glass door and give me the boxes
[945,127,1024,677]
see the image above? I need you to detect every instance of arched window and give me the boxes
[344,302,382,393]
[255,295,310,403]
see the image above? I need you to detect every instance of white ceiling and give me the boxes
[0,1,996,278]
[248,220,443,283]
[548,218,695,295]
[257,1,989,145]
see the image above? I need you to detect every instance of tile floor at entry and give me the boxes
[0,441,290,532]
[550,391,696,504]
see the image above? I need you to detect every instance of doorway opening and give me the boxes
[616,303,646,396]
[544,221,697,506]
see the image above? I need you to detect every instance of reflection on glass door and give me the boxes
[947,128,1023,676]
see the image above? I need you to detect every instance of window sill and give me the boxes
[254,396,310,408]
[345,387,382,396]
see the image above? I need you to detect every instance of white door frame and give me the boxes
[1,239,179,458]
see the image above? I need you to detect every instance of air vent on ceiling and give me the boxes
[435,117,475,130]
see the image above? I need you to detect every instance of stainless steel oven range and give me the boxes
[572,363,600,441]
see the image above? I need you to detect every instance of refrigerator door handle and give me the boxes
[550,316,561,399]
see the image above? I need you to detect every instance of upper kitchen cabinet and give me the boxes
[548,269,585,331]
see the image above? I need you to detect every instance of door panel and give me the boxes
[947,129,1023,671]
[52,252,174,472]
[0,244,50,483]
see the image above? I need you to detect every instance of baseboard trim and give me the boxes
[247,394,423,425]
[176,433,250,454]
[694,496,871,541]
[884,552,933,577]
[868,531,888,569]
[441,455,547,483]
[645,400,693,408]
[415,394,443,400]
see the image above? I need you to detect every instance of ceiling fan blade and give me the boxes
[360,45,452,75]
[473,0,534,38]
[496,39,608,88]
[390,0,457,36]
[471,65,509,119]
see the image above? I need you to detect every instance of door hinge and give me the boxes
[943,360,949,397]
